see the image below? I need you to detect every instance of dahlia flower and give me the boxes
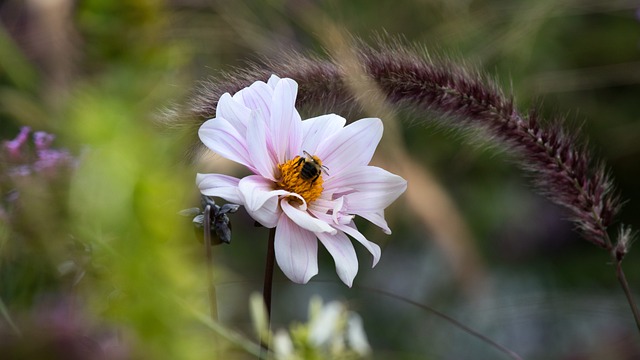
[196,75,406,287]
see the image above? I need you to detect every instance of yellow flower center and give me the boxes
[276,155,324,204]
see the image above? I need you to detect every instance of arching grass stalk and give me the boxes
[357,286,523,360]
[174,40,639,334]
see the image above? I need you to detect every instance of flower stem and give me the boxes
[261,228,276,351]
[203,205,218,321]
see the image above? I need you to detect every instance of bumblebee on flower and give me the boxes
[276,150,327,205]
[197,75,407,287]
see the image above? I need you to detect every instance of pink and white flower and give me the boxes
[196,75,407,287]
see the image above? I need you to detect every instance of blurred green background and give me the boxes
[1,0,640,359]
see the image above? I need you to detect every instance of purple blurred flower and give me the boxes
[1,128,77,222]
[2,127,76,177]
[3,126,31,160]
[34,149,74,174]
[33,131,56,150]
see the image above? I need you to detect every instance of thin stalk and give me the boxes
[603,230,640,334]
[358,286,523,360]
[613,256,640,333]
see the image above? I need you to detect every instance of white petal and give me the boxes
[281,199,336,234]
[238,175,287,211]
[315,118,383,175]
[267,74,281,88]
[357,210,391,235]
[334,222,382,267]
[300,114,346,155]
[246,114,277,181]
[196,173,242,204]
[344,175,406,212]
[308,197,346,223]
[275,215,318,284]
[270,78,302,163]
[316,231,359,287]
[324,165,389,191]
[326,166,407,210]
[216,93,250,137]
[246,195,281,228]
[199,117,255,171]
[330,197,345,224]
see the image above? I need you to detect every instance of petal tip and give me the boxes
[302,270,318,284]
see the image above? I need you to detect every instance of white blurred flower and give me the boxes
[347,313,371,356]
[273,329,295,360]
[250,294,371,359]
[309,300,344,346]
[197,75,406,286]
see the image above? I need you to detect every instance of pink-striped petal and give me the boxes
[246,195,282,228]
[199,117,255,171]
[270,78,302,163]
[281,199,336,234]
[315,118,383,175]
[275,215,318,284]
[356,210,391,235]
[316,231,358,287]
[216,93,250,137]
[308,197,347,225]
[238,175,288,211]
[325,166,407,209]
[301,114,346,155]
[343,172,406,212]
[196,173,242,204]
[334,222,382,267]
[233,80,274,124]
[246,114,277,181]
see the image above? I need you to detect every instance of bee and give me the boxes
[296,151,329,184]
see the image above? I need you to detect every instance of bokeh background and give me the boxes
[1,0,640,359]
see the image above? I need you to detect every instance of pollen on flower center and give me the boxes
[276,155,324,204]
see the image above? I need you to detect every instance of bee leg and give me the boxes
[295,156,305,168]
[311,173,320,184]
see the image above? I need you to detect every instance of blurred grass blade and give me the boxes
[0,25,38,92]
[0,296,21,336]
